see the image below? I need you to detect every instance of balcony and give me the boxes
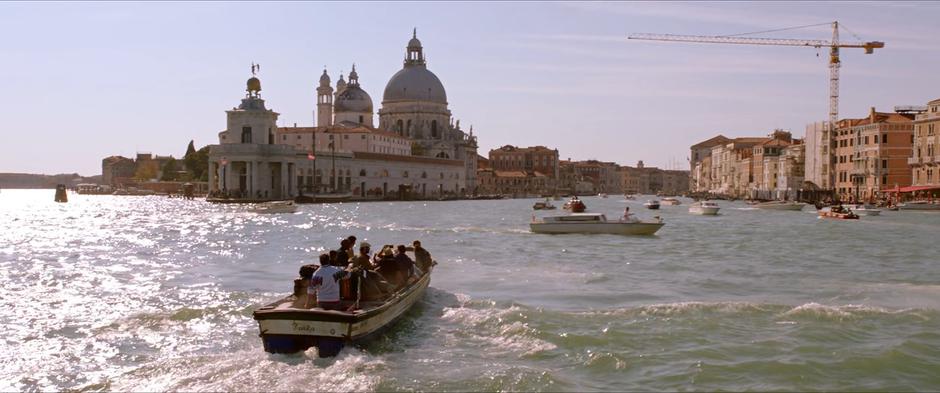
[909,156,923,166]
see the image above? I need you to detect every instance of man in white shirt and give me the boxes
[306,253,348,311]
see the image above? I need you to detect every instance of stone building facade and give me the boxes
[911,98,940,188]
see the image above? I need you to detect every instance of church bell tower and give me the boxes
[316,69,333,127]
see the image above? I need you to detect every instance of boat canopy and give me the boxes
[882,185,940,193]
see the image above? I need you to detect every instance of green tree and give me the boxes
[160,157,180,181]
[192,146,210,181]
[134,160,160,181]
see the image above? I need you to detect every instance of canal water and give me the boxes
[2,189,939,391]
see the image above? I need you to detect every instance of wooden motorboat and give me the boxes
[818,206,859,220]
[563,197,586,213]
[253,266,433,357]
[250,200,298,214]
[644,200,660,210]
[530,213,664,235]
[688,201,720,215]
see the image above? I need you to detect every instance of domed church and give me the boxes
[315,29,479,189]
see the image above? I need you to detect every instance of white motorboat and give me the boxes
[533,199,556,210]
[530,212,664,235]
[660,197,681,206]
[688,201,720,215]
[898,201,940,211]
[644,200,660,210]
[754,201,805,211]
[598,193,608,198]
[624,194,636,200]
[847,204,881,216]
[251,200,298,214]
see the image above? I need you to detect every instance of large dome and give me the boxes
[335,85,373,113]
[382,66,447,104]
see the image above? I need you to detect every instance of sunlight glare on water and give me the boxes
[1,190,939,391]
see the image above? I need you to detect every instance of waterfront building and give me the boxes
[911,98,940,188]
[208,73,304,200]
[207,31,480,200]
[833,107,914,201]
[101,156,136,187]
[689,135,730,192]
[803,121,831,191]
[484,145,559,196]
[776,141,806,200]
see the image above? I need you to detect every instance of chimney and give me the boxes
[294,122,297,127]
[870,107,876,123]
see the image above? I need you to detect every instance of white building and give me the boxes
[207,31,480,201]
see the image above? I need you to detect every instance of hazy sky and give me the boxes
[2,1,939,176]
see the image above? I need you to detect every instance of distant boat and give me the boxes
[563,197,586,212]
[54,184,68,203]
[818,206,859,220]
[660,197,681,206]
[644,200,660,210]
[688,201,720,215]
[530,212,664,235]
[250,200,298,214]
[754,201,805,211]
[898,201,940,211]
[533,199,556,210]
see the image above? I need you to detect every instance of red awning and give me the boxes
[882,185,940,193]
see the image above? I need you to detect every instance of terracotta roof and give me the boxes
[691,135,730,148]
[760,139,790,147]
[733,137,771,144]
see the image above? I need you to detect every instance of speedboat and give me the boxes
[898,201,940,211]
[644,200,660,210]
[754,201,805,211]
[253,265,433,357]
[563,197,587,213]
[660,197,681,206]
[533,199,556,210]
[598,193,608,198]
[851,204,882,216]
[818,206,859,220]
[624,194,636,200]
[251,200,298,214]
[688,201,720,215]
[530,213,664,235]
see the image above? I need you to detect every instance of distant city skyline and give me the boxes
[2,1,939,176]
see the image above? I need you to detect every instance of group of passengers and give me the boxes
[302,236,435,311]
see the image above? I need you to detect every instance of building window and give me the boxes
[241,126,252,143]
[359,169,366,177]
[882,159,887,169]
[344,135,349,140]
[882,134,888,143]
[431,120,439,138]
[396,119,404,133]
[403,171,409,178]
[359,115,364,124]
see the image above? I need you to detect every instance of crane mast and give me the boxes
[628,21,883,192]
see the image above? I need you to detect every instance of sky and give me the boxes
[1,1,939,176]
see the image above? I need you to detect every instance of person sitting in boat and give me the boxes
[374,246,402,286]
[306,253,349,311]
[336,239,352,267]
[395,245,417,283]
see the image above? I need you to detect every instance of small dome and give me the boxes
[247,77,261,92]
[335,85,373,113]
[408,28,422,49]
[319,69,330,86]
[382,66,447,104]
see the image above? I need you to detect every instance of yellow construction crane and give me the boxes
[628,21,883,190]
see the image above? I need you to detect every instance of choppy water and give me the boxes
[2,189,939,391]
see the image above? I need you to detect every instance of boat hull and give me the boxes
[689,206,720,215]
[253,271,431,357]
[755,202,805,211]
[530,221,664,235]
[899,202,940,211]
